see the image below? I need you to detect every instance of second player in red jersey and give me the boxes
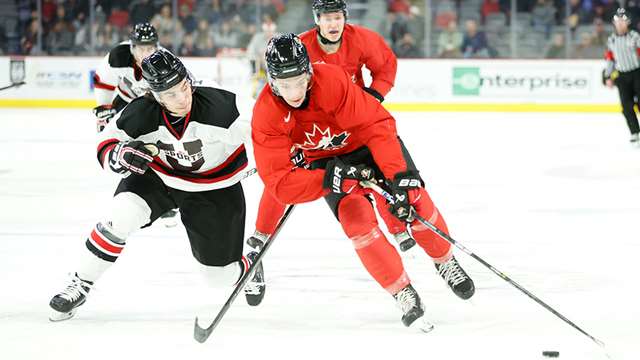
[251,34,475,330]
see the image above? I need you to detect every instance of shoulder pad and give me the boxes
[108,44,135,68]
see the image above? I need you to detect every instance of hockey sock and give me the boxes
[409,188,452,262]
[255,189,287,235]
[78,223,125,282]
[339,194,409,295]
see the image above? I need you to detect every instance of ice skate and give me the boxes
[435,256,475,300]
[246,231,269,251]
[394,284,434,333]
[244,251,266,306]
[49,273,93,322]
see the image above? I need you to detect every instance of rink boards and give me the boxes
[0,56,620,112]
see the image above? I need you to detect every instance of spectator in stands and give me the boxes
[545,33,565,58]
[46,10,76,55]
[592,18,607,46]
[388,0,411,15]
[389,12,408,47]
[481,0,502,25]
[152,3,175,46]
[566,0,593,31]
[179,33,197,56]
[129,0,156,25]
[213,20,240,50]
[573,31,601,58]
[73,11,90,54]
[239,23,257,48]
[95,23,120,54]
[179,0,196,12]
[194,19,215,56]
[179,4,198,34]
[108,5,129,32]
[199,0,224,28]
[461,19,495,58]
[394,32,422,58]
[21,18,40,55]
[531,0,556,39]
[247,22,276,78]
[41,0,57,32]
[438,19,463,58]
[405,5,426,46]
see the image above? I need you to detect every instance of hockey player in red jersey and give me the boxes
[252,34,475,330]
[247,0,413,255]
[48,50,264,322]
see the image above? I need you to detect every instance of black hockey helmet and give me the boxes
[613,8,631,24]
[141,50,188,92]
[312,0,348,23]
[266,33,312,81]
[130,22,158,46]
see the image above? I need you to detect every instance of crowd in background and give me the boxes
[8,0,285,56]
[1,0,636,59]
[385,0,625,58]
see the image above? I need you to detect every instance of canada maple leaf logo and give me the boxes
[296,124,350,151]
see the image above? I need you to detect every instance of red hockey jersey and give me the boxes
[298,24,397,97]
[252,63,407,204]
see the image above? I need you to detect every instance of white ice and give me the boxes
[0,109,638,360]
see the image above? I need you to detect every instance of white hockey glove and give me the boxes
[108,141,157,176]
[93,105,117,132]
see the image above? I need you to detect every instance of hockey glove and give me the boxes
[93,105,117,132]
[290,149,308,168]
[388,171,423,222]
[108,141,155,176]
[323,158,375,195]
[363,87,384,103]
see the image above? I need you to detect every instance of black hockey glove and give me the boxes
[290,149,308,168]
[388,171,423,222]
[323,158,375,195]
[93,105,117,132]
[108,141,155,176]
[363,87,384,103]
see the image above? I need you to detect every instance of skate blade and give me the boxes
[49,309,76,322]
[410,317,435,333]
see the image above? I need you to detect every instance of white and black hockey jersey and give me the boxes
[93,41,164,105]
[96,83,251,192]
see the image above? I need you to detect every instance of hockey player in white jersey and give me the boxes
[49,50,265,322]
[92,22,159,132]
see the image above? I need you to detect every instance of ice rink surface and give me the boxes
[0,108,638,360]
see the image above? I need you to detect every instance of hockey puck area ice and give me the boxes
[542,351,560,357]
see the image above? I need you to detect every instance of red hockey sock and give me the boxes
[255,189,287,235]
[409,188,453,261]
[338,194,409,294]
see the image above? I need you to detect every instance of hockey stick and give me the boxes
[193,204,296,343]
[361,180,609,352]
[0,81,26,91]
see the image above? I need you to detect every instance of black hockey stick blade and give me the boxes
[0,82,26,91]
[193,204,295,343]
